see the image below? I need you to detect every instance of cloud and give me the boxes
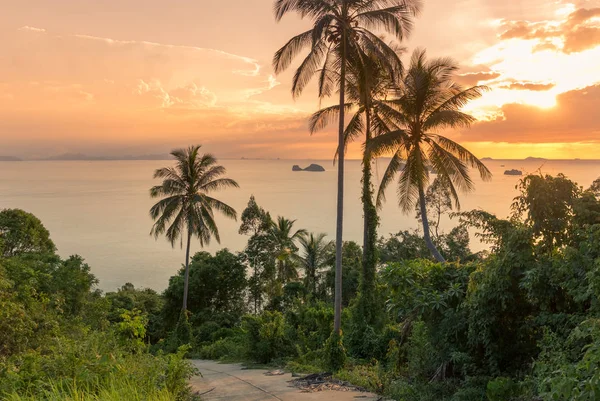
[499,82,556,91]
[456,72,502,87]
[18,26,46,33]
[461,84,600,143]
[135,80,217,109]
[497,7,600,54]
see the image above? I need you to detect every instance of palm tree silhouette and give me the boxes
[150,145,239,311]
[273,0,421,334]
[295,232,331,295]
[269,216,307,283]
[310,51,403,315]
[368,49,492,262]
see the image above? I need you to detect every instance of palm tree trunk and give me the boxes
[254,259,258,314]
[419,187,446,263]
[360,108,378,325]
[182,229,192,311]
[334,29,347,335]
[278,259,284,283]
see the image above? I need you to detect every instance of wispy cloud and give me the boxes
[18,26,46,33]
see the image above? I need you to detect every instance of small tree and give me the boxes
[0,209,56,257]
[149,145,238,312]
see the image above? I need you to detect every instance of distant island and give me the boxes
[292,163,325,172]
[481,157,548,162]
[42,153,172,161]
[0,156,22,161]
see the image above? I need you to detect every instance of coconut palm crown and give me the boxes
[368,49,492,262]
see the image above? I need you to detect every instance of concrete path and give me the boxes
[189,360,380,401]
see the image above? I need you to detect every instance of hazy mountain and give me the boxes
[0,155,22,161]
[42,153,171,161]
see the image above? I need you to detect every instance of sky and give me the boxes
[1,0,600,160]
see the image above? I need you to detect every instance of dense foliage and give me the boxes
[0,210,197,400]
[4,172,600,401]
[185,174,600,401]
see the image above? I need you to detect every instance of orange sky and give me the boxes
[1,0,600,159]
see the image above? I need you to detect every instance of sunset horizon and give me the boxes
[2,0,600,160]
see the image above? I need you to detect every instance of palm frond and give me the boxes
[376,152,403,209]
[309,103,352,133]
[273,29,314,74]
[334,111,365,162]
[397,144,428,212]
[292,40,328,98]
[423,110,476,131]
[355,6,415,40]
[203,195,238,221]
[274,0,336,21]
[200,178,240,192]
[433,135,492,181]
[366,129,408,157]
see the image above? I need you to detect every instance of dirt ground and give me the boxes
[189,360,380,401]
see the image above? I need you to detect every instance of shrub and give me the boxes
[242,311,288,363]
[197,336,246,361]
[324,330,347,371]
[335,363,385,393]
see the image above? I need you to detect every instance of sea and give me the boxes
[1,158,599,291]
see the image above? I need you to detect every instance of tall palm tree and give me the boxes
[149,145,239,311]
[273,0,421,334]
[269,216,307,283]
[294,232,331,295]
[368,49,492,262]
[309,51,401,320]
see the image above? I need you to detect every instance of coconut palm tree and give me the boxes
[368,49,492,262]
[273,0,421,334]
[149,145,239,311]
[269,216,307,283]
[309,51,401,318]
[295,232,331,295]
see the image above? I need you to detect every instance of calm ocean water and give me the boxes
[1,159,599,291]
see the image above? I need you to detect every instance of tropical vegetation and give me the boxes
[150,145,239,313]
[273,0,422,337]
[4,1,600,400]
[0,209,196,400]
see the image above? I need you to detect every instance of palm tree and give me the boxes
[149,145,239,311]
[368,49,492,262]
[309,51,401,319]
[269,216,307,283]
[273,0,421,334]
[295,232,331,295]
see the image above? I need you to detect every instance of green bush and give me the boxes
[324,330,347,371]
[197,336,246,361]
[486,377,519,401]
[242,311,288,363]
[335,363,385,393]
[536,319,600,400]
[406,321,439,380]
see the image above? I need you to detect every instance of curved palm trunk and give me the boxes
[277,259,284,283]
[334,30,347,335]
[359,108,378,325]
[419,188,446,263]
[182,229,192,310]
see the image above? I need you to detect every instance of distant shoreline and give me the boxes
[3,156,600,162]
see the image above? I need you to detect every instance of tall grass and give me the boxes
[4,375,179,401]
